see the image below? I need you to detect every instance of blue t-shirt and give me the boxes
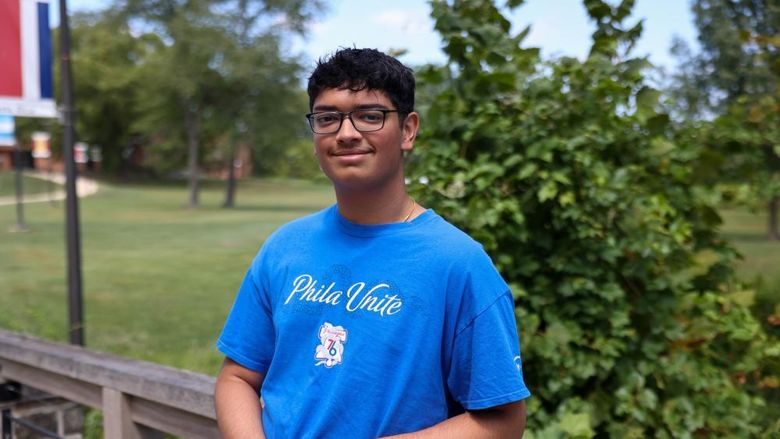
[217,205,530,438]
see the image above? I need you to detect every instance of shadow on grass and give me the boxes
[721,232,775,243]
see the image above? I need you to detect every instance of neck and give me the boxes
[335,183,413,225]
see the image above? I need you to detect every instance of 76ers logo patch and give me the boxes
[315,322,347,368]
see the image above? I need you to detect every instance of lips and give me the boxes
[330,148,373,157]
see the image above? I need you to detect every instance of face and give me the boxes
[311,87,419,192]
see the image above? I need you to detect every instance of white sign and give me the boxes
[0,98,57,118]
[32,131,51,158]
[0,115,16,146]
[74,142,89,163]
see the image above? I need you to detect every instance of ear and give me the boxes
[400,112,420,152]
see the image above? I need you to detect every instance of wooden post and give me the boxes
[103,388,141,439]
[2,409,11,439]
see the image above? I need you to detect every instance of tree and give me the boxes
[208,29,312,207]
[131,6,229,207]
[68,11,158,173]
[412,0,778,435]
[670,0,780,240]
[121,0,320,207]
[677,0,778,115]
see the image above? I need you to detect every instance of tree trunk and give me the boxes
[768,196,779,241]
[223,141,237,208]
[185,106,200,209]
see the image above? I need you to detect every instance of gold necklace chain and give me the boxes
[402,197,416,222]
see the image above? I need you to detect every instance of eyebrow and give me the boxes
[312,103,391,112]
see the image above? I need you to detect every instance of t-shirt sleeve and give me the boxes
[216,252,275,373]
[447,291,531,410]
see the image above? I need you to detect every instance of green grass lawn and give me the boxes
[0,177,333,375]
[720,208,780,287]
[719,207,780,321]
[0,170,59,197]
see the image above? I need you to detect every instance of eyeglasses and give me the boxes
[305,109,399,134]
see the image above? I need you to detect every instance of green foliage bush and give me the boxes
[411,0,779,436]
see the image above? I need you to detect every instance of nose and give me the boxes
[336,115,362,144]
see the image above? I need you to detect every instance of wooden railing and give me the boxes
[0,329,219,438]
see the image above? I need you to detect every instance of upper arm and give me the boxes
[214,358,267,438]
[482,399,525,415]
[470,400,527,435]
[217,357,266,390]
[474,399,526,420]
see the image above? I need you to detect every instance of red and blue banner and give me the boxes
[0,0,56,118]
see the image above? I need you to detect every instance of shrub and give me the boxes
[410,0,779,436]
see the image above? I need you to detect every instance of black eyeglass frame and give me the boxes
[305,109,400,134]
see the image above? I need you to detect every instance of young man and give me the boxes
[214,48,530,438]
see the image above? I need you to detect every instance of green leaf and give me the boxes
[636,86,661,117]
[518,163,538,179]
[546,321,572,345]
[559,412,595,438]
[537,181,558,202]
[726,289,755,308]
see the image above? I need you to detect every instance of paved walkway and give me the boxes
[0,171,99,207]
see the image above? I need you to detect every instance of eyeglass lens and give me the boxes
[310,110,386,134]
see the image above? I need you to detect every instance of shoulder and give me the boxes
[421,212,511,326]
[263,205,333,247]
[418,211,494,265]
[416,211,507,292]
[247,205,334,270]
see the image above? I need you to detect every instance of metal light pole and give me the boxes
[58,0,84,346]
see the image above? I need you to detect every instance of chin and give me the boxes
[330,174,374,190]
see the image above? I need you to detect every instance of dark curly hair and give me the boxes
[307,48,415,120]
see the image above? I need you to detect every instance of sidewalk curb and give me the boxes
[0,172,99,207]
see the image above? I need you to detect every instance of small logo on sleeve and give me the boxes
[514,355,523,373]
[315,322,348,368]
